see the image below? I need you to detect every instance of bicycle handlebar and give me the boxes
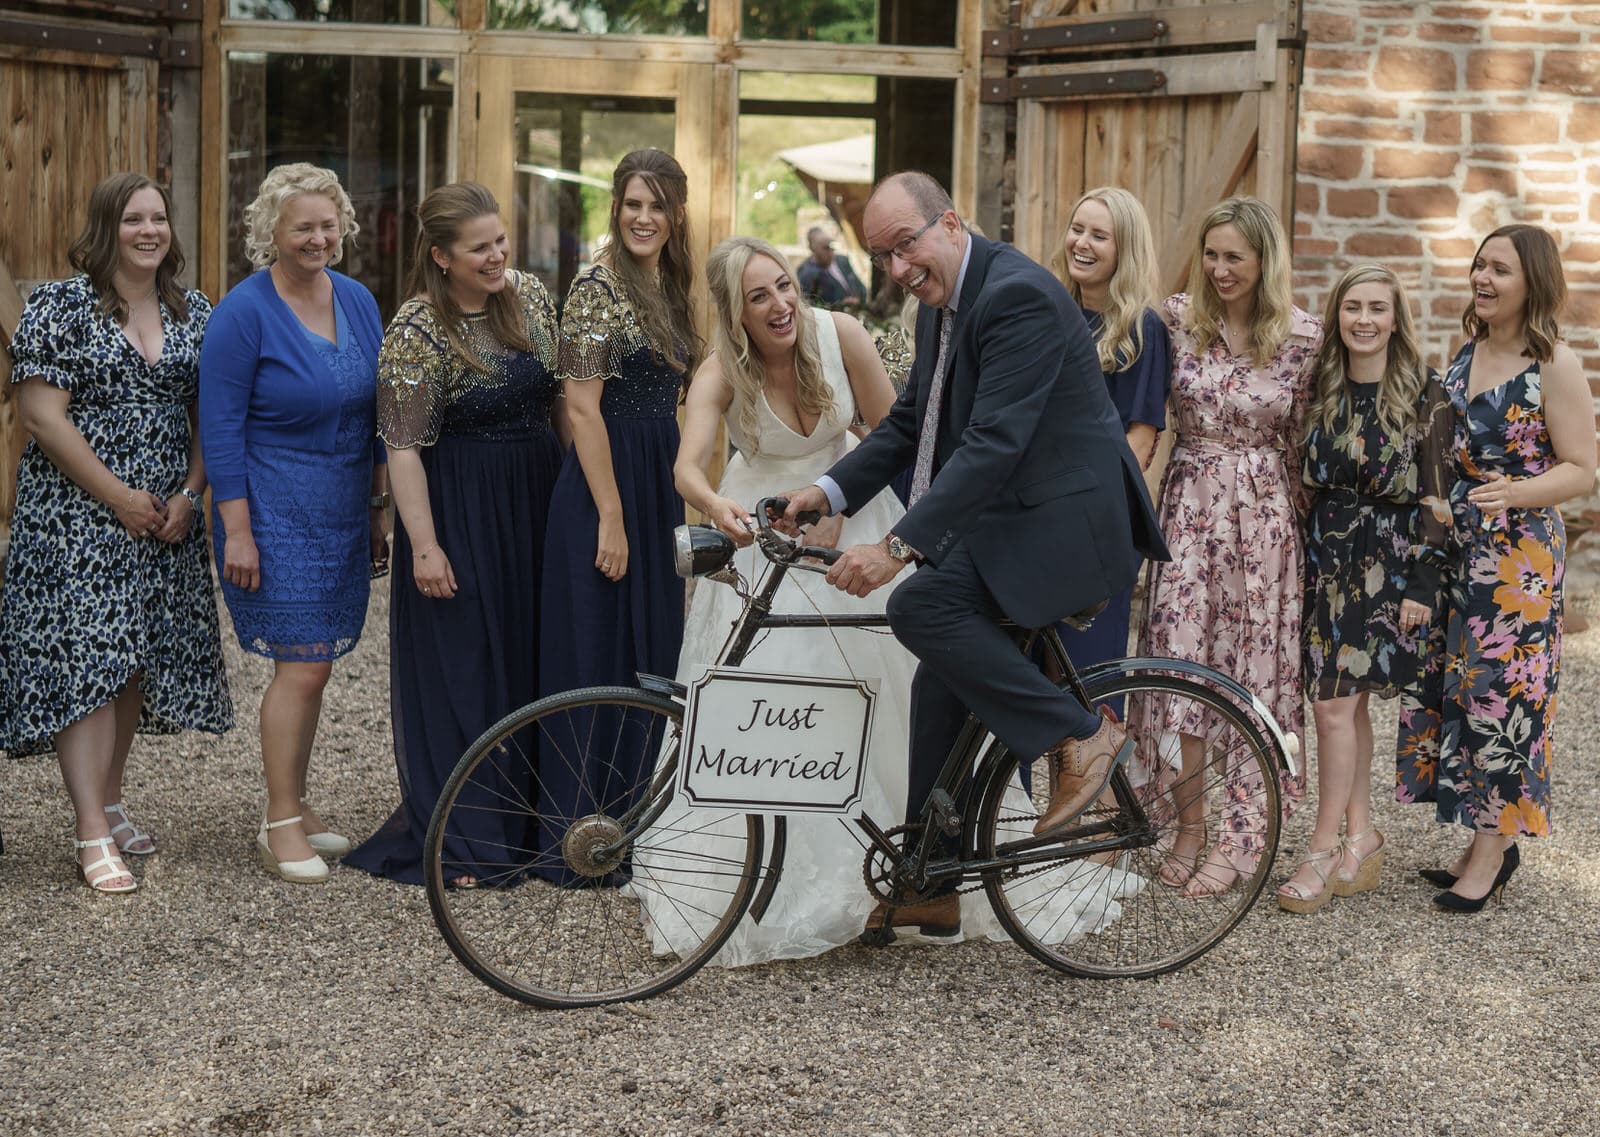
[755,496,843,571]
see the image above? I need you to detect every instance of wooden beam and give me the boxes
[199,0,224,300]
[731,41,965,78]
[951,0,984,218]
[0,253,26,529]
[217,22,466,57]
[1159,93,1259,294]
[0,41,122,69]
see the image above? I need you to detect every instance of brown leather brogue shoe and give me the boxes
[1032,710,1131,837]
[860,892,961,943]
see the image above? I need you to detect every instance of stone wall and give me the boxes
[1294,0,1600,402]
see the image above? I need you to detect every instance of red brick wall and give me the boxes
[1294,0,1600,408]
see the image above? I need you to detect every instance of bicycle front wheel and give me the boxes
[424,686,765,1008]
[976,669,1282,979]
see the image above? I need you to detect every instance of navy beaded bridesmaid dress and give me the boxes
[536,264,687,884]
[345,271,562,885]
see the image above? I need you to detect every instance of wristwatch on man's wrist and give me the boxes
[883,534,919,565]
[369,492,393,510]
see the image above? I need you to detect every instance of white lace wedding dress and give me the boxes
[636,311,1141,967]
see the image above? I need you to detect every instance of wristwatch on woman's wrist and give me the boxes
[178,487,203,512]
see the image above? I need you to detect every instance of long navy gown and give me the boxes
[536,264,687,884]
[344,271,562,885]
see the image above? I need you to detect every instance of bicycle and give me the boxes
[424,498,1294,1007]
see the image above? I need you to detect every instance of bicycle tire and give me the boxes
[975,668,1283,979]
[424,686,765,1007]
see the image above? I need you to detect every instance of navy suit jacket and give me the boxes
[797,256,867,308]
[825,234,1168,630]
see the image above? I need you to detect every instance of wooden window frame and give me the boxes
[198,0,985,299]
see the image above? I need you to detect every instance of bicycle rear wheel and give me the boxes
[424,686,765,1007]
[976,669,1282,979]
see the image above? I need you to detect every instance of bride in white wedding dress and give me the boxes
[636,236,1139,966]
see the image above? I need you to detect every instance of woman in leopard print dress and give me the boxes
[0,173,233,892]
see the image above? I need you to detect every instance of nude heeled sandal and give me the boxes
[74,835,138,894]
[257,815,330,884]
[1276,842,1342,914]
[1331,828,1385,897]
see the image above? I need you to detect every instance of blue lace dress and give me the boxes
[535,264,687,883]
[213,289,378,659]
[0,277,233,756]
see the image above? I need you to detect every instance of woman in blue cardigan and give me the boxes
[199,163,388,885]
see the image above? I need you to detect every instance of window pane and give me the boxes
[741,0,955,46]
[512,94,676,301]
[228,0,450,25]
[226,53,453,319]
[489,1,708,34]
[739,71,875,104]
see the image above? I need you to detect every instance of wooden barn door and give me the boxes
[990,0,1305,295]
[0,52,159,535]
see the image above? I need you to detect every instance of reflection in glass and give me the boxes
[228,0,446,24]
[739,71,876,104]
[512,94,674,302]
[226,53,453,319]
[737,113,874,273]
[741,0,955,46]
[490,0,708,34]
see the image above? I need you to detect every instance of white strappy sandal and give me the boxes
[299,798,352,858]
[104,802,155,855]
[257,815,330,884]
[74,835,138,894]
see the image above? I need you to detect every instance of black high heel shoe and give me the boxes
[1419,841,1519,889]
[1432,844,1520,913]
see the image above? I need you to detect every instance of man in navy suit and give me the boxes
[780,172,1168,939]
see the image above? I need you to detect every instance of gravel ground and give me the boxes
[4,576,1599,1137]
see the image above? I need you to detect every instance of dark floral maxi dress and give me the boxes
[1302,371,1453,702]
[1396,343,1563,837]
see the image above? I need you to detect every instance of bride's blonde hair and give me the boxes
[706,235,835,456]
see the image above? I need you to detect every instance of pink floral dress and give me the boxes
[1134,293,1321,874]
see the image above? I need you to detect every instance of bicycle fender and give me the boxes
[635,672,688,701]
[1077,658,1301,779]
[746,815,787,925]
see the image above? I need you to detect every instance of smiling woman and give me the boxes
[533,149,703,884]
[200,163,389,886]
[0,173,234,893]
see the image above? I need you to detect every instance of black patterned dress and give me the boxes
[0,276,234,757]
[1302,371,1453,701]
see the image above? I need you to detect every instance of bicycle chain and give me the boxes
[864,816,1112,900]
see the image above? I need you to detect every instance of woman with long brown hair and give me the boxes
[345,182,564,887]
[1397,224,1595,912]
[1278,264,1451,914]
[535,148,703,883]
[0,172,233,891]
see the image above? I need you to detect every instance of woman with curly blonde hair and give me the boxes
[199,162,388,884]
[1278,264,1451,914]
[1135,196,1322,898]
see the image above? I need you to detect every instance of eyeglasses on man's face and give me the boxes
[868,213,944,271]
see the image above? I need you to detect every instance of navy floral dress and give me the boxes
[1397,344,1563,837]
[1302,370,1453,700]
[0,276,233,757]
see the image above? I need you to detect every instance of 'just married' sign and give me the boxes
[678,668,877,814]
